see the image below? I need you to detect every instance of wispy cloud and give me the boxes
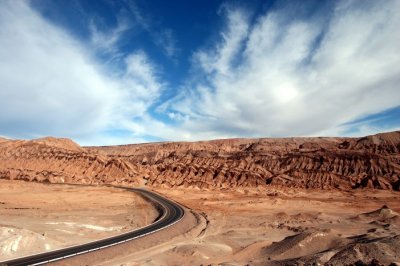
[154,29,179,59]
[0,1,163,145]
[120,50,164,117]
[87,0,179,60]
[89,16,130,57]
[123,0,179,59]
[1,0,399,145]
[195,7,250,76]
[163,0,400,140]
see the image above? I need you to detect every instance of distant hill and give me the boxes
[1,131,399,191]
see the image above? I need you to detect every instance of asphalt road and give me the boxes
[0,187,185,266]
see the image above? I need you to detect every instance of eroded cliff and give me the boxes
[1,132,399,190]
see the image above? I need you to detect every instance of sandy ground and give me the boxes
[1,180,400,265]
[0,180,158,261]
[108,187,400,266]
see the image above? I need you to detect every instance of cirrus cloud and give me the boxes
[164,0,400,139]
[0,0,399,145]
[0,1,163,145]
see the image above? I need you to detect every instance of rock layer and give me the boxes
[1,132,400,190]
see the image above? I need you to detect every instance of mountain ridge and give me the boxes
[1,131,399,190]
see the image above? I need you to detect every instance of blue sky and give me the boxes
[0,0,399,145]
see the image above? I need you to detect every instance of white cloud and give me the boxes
[1,0,399,146]
[164,0,400,140]
[119,51,163,117]
[334,124,400,139]
[89,16,130,57]
[195,8,250,75]
[123,1,178,58]
[0,1,162,144]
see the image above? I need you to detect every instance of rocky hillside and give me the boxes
[1,132,400,190]
[0,137,134,184]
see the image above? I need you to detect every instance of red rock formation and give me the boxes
[0,138,137,185]
[1,132,399,190]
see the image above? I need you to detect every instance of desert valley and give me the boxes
[0,131,399,265]
[1,0,400,265]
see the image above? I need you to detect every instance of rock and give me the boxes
[1,131,400,190]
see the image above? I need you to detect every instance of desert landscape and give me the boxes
[1,0,400,265]
[0,180,158,261]
[145,187,400,265]
[0,132,399,265]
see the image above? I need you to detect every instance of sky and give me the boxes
[0,0,399,146]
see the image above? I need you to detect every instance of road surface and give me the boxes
[0,187,184,266]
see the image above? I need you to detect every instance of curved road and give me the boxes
[0,187,185,266]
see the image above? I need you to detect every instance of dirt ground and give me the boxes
[119,186,400,266]
[1,181,400,265]
[0,180,158,261]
